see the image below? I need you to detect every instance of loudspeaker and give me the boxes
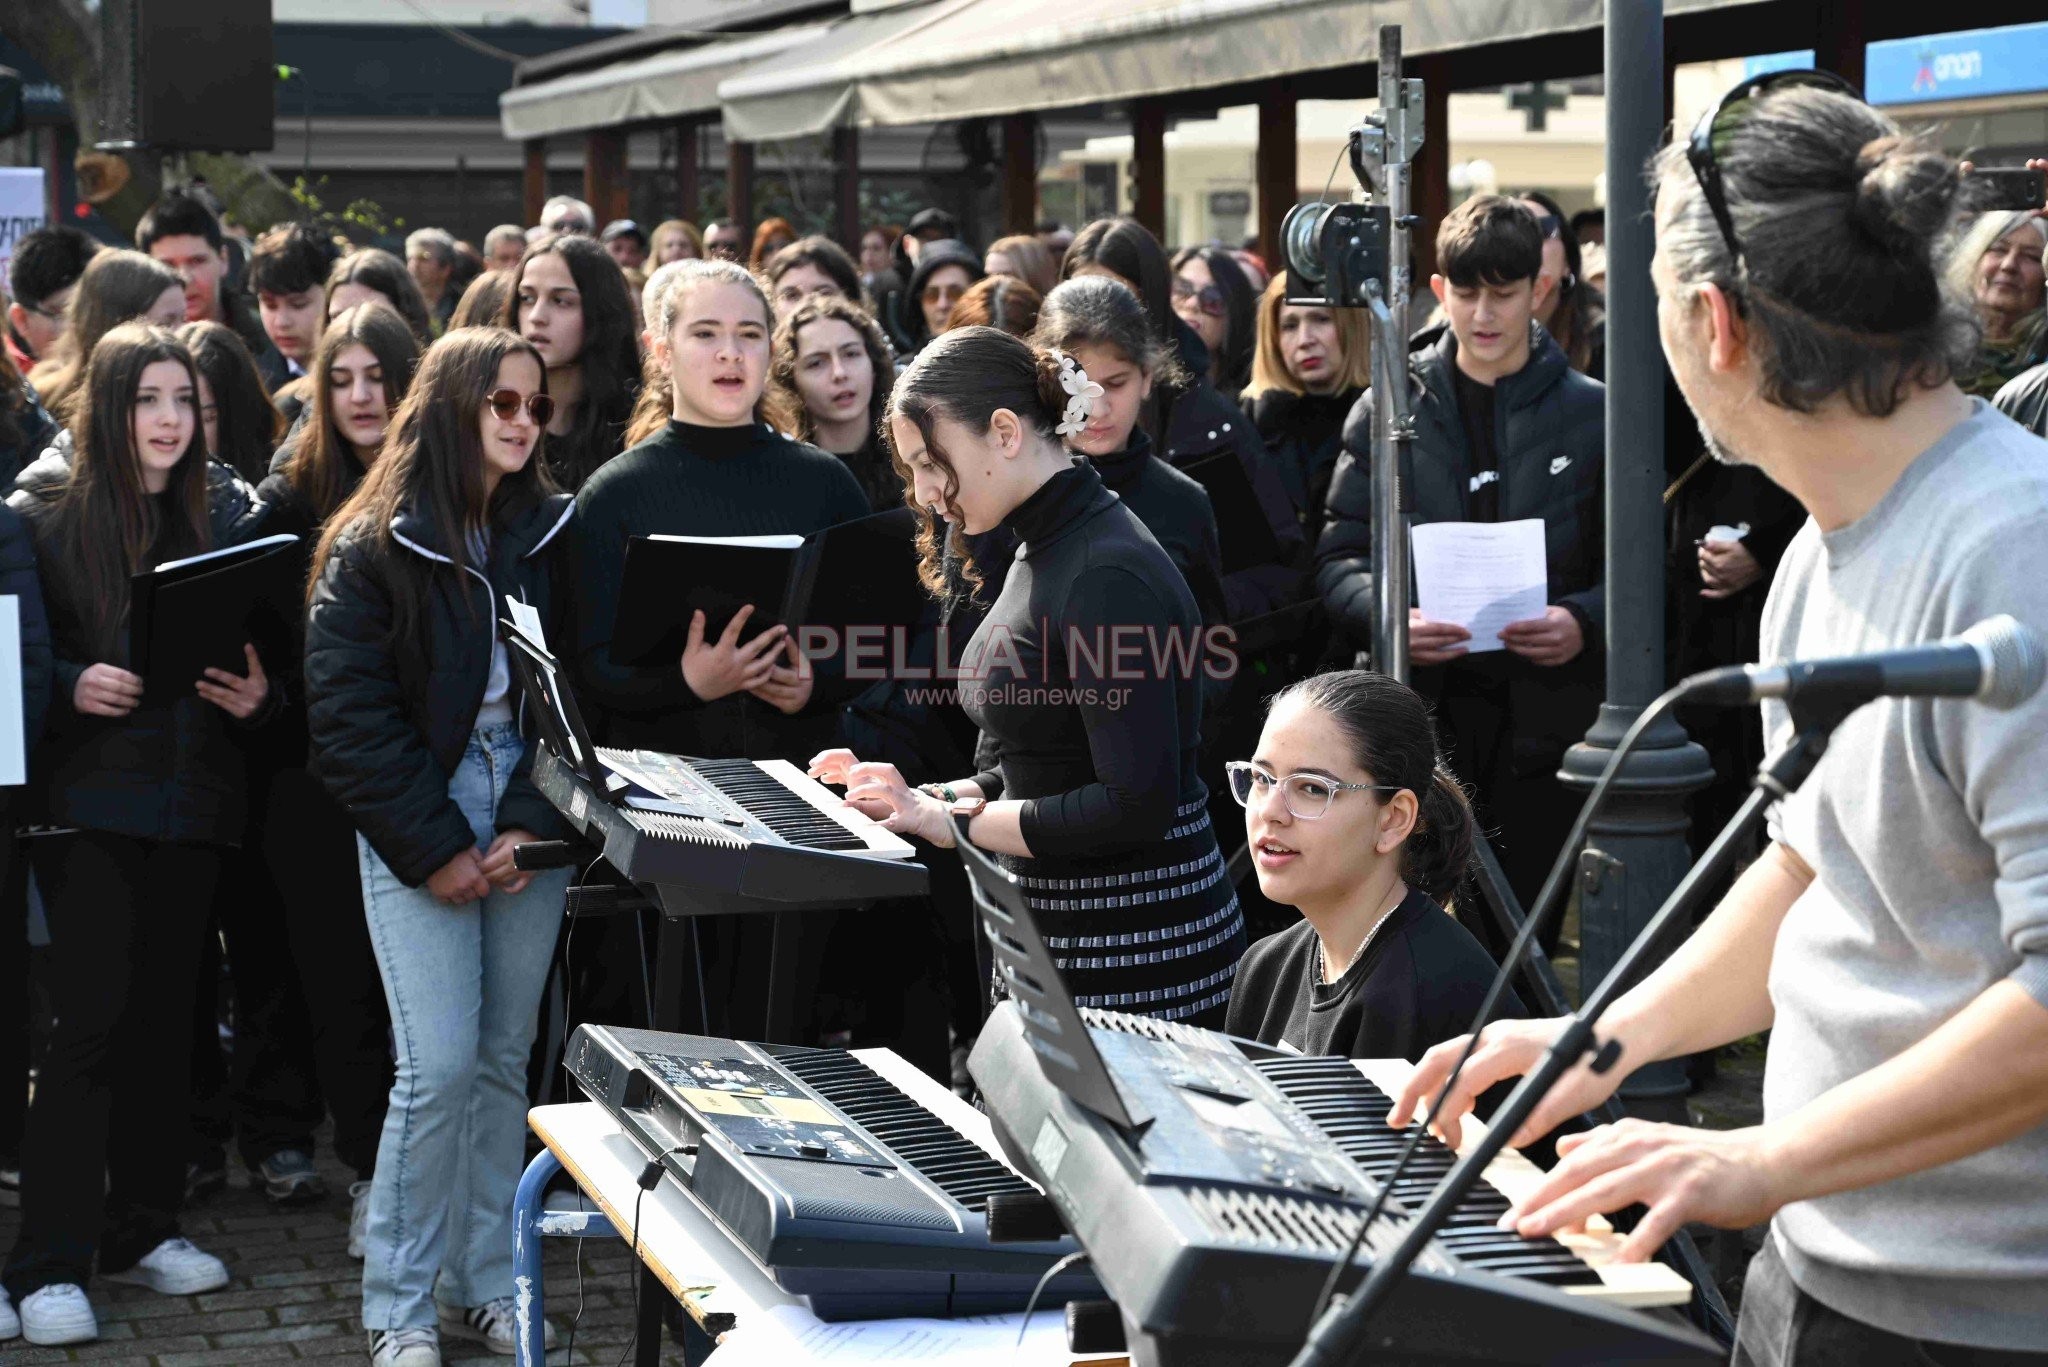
[100,0,274,153]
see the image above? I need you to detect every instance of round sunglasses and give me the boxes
[1172,276,1228,318]
[486,389,555,425]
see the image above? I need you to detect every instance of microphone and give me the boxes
[1681,615,2047,712]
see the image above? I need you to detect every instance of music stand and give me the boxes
[504,626,611,797]
[951,826,1149,1131]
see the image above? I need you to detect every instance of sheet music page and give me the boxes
[704,1303,1109,1365]
[0,597,21,786]
[504,594,548,652]
[1410,519,1549,653]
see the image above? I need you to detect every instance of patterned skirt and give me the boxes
[994,796,1246,1028]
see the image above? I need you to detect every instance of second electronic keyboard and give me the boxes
[536,748,928,913]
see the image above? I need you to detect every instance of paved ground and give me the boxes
[0,1134,685,1365]
[3,927,1767,1364]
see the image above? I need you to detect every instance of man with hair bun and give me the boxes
[1394,77,2048,1366]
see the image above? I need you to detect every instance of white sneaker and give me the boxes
[101,1237,230,1295]
[0,1285,17,1340]
[367,1326,441,1366]
[348,1180,372,1260]
[440,1296,554,1355]
[18,1283,97,1346]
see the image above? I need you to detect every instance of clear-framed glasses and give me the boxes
[1225,761,1400,821]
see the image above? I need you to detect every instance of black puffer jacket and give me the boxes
[9,457,272,844]
[0,387,57,491]
[1317,325,1605,763]
[1994,362,2048,438]
[304,489,576,887]
[1159,321,1305,622]
[1317,323,1605,643]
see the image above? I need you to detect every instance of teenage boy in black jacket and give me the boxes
[1316,196,1605,928]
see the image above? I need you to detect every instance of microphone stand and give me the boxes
[1292,692,1859,1366]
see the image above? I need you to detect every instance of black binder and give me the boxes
[1175,449,1284,575]
[128,534,300,700]
[608,507,925,668]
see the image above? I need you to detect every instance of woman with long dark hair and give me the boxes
[3,324,272,1348]
[304,327,575,1365]
[240,300,420,1249]
[813,326,1246,1026]
[1062,218,1303,621]
[1169,244,1258,397]
[499,232,639,490]
[261,303,420,538]
[770,294,897,511]
[1225,670,1516,1058]
[175,321,282,485]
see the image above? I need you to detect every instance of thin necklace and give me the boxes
[1316,882,1407,985]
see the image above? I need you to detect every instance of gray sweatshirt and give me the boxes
[1760,400,2048,1349]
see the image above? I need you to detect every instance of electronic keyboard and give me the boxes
[536,749,928,913]
[566,1023,1098,1321]
[971,1005,1719,1366]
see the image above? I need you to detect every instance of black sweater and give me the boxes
[1225,889,1520,1059]
[961,461,1209,864]
[1246,385,1364,542]
[568,418,871,757]
[827,431,904,515]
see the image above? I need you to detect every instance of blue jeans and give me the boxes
[358,723,570,1332]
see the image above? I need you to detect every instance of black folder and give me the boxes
[608,507,925,668]
[1176,449,1285,575]
[128,534,300,700]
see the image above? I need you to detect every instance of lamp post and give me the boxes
[1557,0,1713,1104]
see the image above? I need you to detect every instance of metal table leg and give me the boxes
[514,1146,618,1367]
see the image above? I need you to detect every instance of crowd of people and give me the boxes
[0,76,2043,1366]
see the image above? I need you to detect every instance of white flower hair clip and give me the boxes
[1051,350,1104,439]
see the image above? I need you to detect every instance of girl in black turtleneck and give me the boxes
[811,327,1246,1028]
[571,259,869,760]
[1032,275,1226,632]
[1241,272,1372,542]
[771,295,900,513]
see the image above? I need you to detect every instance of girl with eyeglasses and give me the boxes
[303,328,576,1365]
[1224,670,1516,1060]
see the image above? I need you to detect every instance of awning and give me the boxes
[720,0,1760,143]
[499,24,827,141]
[718,0,1585,142]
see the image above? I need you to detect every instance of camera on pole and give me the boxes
[1277,25,1424,682]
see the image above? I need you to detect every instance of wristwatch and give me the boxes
[921,783,987,820]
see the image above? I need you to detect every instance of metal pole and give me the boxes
[1369,24,1416,683]
[1558,0,1712,1103]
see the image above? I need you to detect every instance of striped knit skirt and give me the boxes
[993,796,1247,1029]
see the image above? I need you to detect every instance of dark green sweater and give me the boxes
[569,418,871,757]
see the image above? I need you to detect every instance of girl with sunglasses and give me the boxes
[1169,245,1258,398]
[1225,670,1515,1060]
[303,327,576,1366]
[1518,191,1606,379]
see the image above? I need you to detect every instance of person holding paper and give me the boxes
[303,327,575,1366]
[3,324,273,1347]
[1316,196,1606,928]
[811,327,1246,1029]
